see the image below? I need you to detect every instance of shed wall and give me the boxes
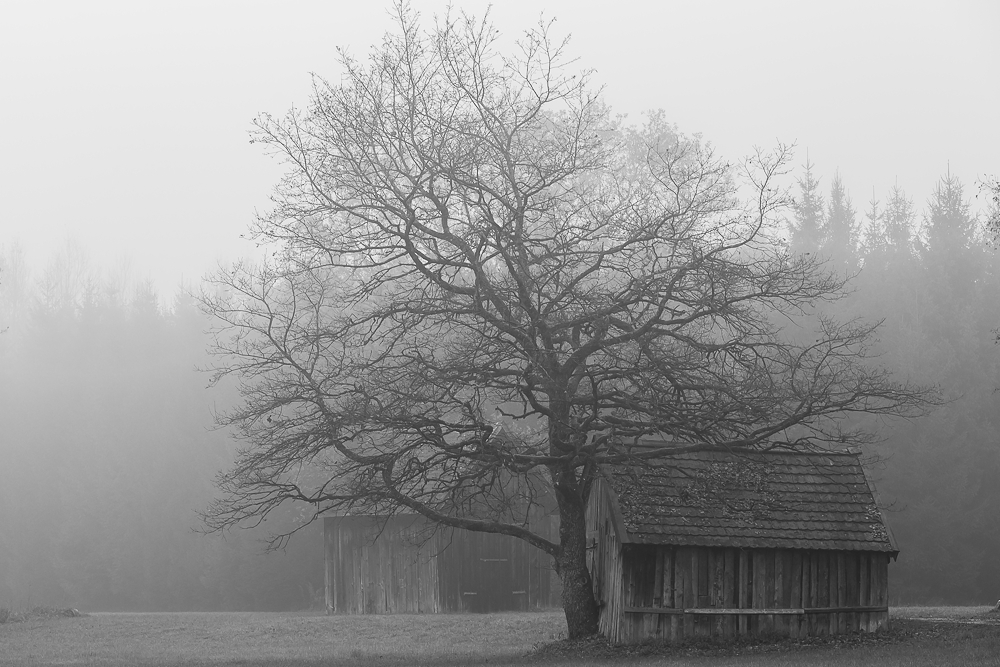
[325,515,441,614]
[612,545,889,643]
[586,476,627,640]
[325,514,561,614]
[437,524,559,612]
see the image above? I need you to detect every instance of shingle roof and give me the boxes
[605,448,898,554]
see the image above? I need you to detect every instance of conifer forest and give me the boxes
[1,164,997,610]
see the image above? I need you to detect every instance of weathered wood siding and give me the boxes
[325,513,561,614]
[586,476,627,640]
[437,523,559,611]
[610,545,890,643]
[586,478,891,644]
[325,515,441,614]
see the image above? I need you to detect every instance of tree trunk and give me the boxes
[547,397,600,638]
[553,489,601,638]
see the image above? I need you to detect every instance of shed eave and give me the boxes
[601,476,635,544]
[859,462,901,554]
[621,532,899,556]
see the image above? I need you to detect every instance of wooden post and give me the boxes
[874,555,887,632]
[845,551,858,632]
[788,550,802,638]
[826,551,836,635]
[806,552,818,636]
[738,549,749,636]
[772,550,784,635]
[652,548,665,639]
[653,548,664,607]
[837,553,847,634]
[859,553,870,632]
[682,547,696,639]
[723,548,736,639]
[710,549,723,637]
[752,550,767,636]
[670,547,681,641]
[818,551,829,636]
[324,520,336,614]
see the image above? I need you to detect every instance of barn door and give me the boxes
[438,528,544,612]
[460,531,517,612]
[474,554,515,612]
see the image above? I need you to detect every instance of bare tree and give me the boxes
[201,4,931,637]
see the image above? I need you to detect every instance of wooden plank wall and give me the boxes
[439,528,520,612]
[609,545,890,644]
[326,512,562,614]
[520,513,563,610]
[325,516,441,614]
[437,515,561,612]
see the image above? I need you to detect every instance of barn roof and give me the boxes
[603,448,898,554]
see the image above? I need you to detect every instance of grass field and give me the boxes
[1,606,998,666]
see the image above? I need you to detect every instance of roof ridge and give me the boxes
[624,440,863,458]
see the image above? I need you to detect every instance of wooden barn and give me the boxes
[586,448,898,644]
[324,513,561,614]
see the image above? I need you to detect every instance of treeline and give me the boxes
[788,164,1000,604]
[1,164,997,610]
[0,245,323,611]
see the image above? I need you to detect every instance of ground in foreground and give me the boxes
[0,607,998,666]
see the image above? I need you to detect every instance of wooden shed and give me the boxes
[324,513,561,614]
[586,448,898,644]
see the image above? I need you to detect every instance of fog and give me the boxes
[3,168,999,610]
[0,258,323,610]
[1,1,999,612]
[2,1,996,302]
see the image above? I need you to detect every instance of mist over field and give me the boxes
[1,1,999,619]
[2,168,998,612]
[0,259,324,611]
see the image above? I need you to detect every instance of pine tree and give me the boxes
[823,171,858,269]
[920,171,980,317]
[861,185,915,272]
[858,185,920,339]
[861,192,884,257]
[922,170,976,260]
[789,156,825,255]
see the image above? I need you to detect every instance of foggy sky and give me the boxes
[1,0,997,301]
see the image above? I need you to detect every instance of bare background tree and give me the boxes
[201,4,931,637]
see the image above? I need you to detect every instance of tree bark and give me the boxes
[553,482,601,638]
